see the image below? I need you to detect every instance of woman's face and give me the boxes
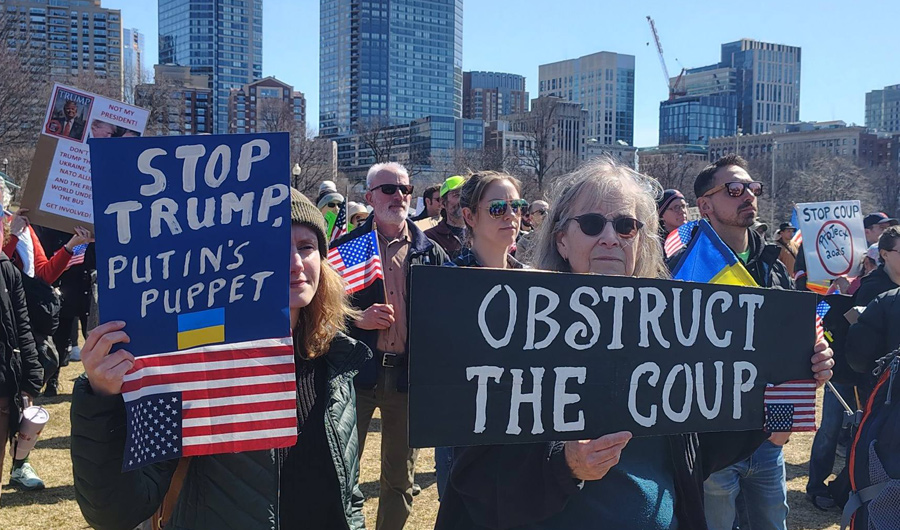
[290,225,321,309]
[463,180,521,252]
[555,190,640,277]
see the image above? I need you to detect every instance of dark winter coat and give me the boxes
[332,215,448,391]
[71,333,371,530]
[854,265,899,307]
[846,287,900,376]
[0,253,42,438]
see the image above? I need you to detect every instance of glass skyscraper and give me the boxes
[319,0,463,138]
[159,0,263,134]
[659,94,737,145]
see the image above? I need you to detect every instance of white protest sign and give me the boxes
[21,83,150,233]
[795,201,865,281]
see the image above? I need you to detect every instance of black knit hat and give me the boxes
[291,188,328,255]
[657,189,685,215]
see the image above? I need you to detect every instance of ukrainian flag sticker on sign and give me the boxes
[177,308,226,350]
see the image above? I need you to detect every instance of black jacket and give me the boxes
[0,253,42,436]
[846,287,900,376]
[854,265,898,307]
[332,215,448,391]
[435,431,768,530]
[71,333,371,530]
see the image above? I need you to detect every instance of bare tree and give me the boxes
[135,79,185,137]
[257,98,298,134]
[291,128,338,197]
[0,12,50,149]
[639,152,708,201]
[511,98,564,193]
[357,117,406,164]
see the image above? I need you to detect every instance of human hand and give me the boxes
[20,392,33,409]
[827,276,851,295]
[9,207,29,236]
[355,303,395,330]
[82,321,135,397]
[811,338,835,388]
[65,226,94,252]
[564,431,632,481]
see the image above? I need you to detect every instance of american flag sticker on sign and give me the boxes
[764,380,817,432]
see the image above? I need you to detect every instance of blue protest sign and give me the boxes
[90,133,299,464]
[91,133,292,355]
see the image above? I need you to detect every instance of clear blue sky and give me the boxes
[104,0,900,147]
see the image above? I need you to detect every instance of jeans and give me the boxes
[704,441,788,530]
[434,446,453,500]
[806,383,852,497]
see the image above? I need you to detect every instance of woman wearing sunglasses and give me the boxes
[453,171,527,269]
[435,158,831,530]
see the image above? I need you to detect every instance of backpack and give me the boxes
[20,272,61,338]
[840,349,900,530]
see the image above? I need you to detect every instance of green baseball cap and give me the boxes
[440,175,465,197]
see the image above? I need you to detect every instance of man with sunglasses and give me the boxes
[672,154,794,530]
[332,162,448,529]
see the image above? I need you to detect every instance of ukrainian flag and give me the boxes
[177,308,226,350]
[671,220,758,287]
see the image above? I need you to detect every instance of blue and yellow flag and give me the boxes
[671,220,758,287]
[177,308,226,350]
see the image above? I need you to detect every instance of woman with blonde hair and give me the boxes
[436,157,834,530]
[71,189,370,530]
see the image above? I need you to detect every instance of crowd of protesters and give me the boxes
[13,149,900,530]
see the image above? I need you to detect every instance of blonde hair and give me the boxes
[293,254,360,359]
[459,171,522,248]
[532,157,669,279]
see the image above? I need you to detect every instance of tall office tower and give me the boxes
[319,0,463,138]
[122,28,144,102]
[463,71,528,121]
[1,0,123,96]
[159,0,263,134]
[866,84,900,133]
[539,51,635,146]
[660,39,801,144]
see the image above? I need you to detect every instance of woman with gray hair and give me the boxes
[435,157,831,529]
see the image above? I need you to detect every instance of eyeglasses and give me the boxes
[531,209,548,216]
[702,181,764,198]
[326,202,341,208]
[666,203,687,213]
[570,214,644,238]
[371,183,414,196]
[486,199,529,219]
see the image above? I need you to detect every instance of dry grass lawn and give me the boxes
[0,363,843,530]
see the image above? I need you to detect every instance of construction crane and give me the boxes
[646,16,686,100]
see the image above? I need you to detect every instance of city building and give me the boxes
[463,71,528,121]
[866,84,900,133]
[122,28,144,102]
[660,39,801,145]
[501,96,588,177]
[586,139,638,169]
[335,115,483,182]
[135,64,212,135]
[159,0,263,134]
[707,121,888,168]
[538,51,635,147]
[1,0,123,96]
[227,77,305,134]
[319,0,463,138]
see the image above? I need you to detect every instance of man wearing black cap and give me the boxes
[863,212,899,246]
[775,222,799,276]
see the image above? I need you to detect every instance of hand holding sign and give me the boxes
[565,431,632,481]
[81,321,135,397]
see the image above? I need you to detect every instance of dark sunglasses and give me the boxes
[571,214,644,238]
[371,183,414,196]
[702,181,764,198]
[326,202,341,208]
[486,199,529,219]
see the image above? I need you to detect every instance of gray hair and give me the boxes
[531,157,669,279]
[365,162,409,189]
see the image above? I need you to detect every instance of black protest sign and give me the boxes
[408,266,817,448]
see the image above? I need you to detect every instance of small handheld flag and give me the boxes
[664,220,698,258]
[670,220,757,286]
[330,201,348,243]
[327,231,384,294]
[64,243,87,270]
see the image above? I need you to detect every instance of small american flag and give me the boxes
[327,231,383,294]
[664,220,698,258]
[815,300,830,342]
[65,243,87,270]
[790,210,803,245]
[764,379,817,432]
[330,201,348,243]
[120,337,297,470]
